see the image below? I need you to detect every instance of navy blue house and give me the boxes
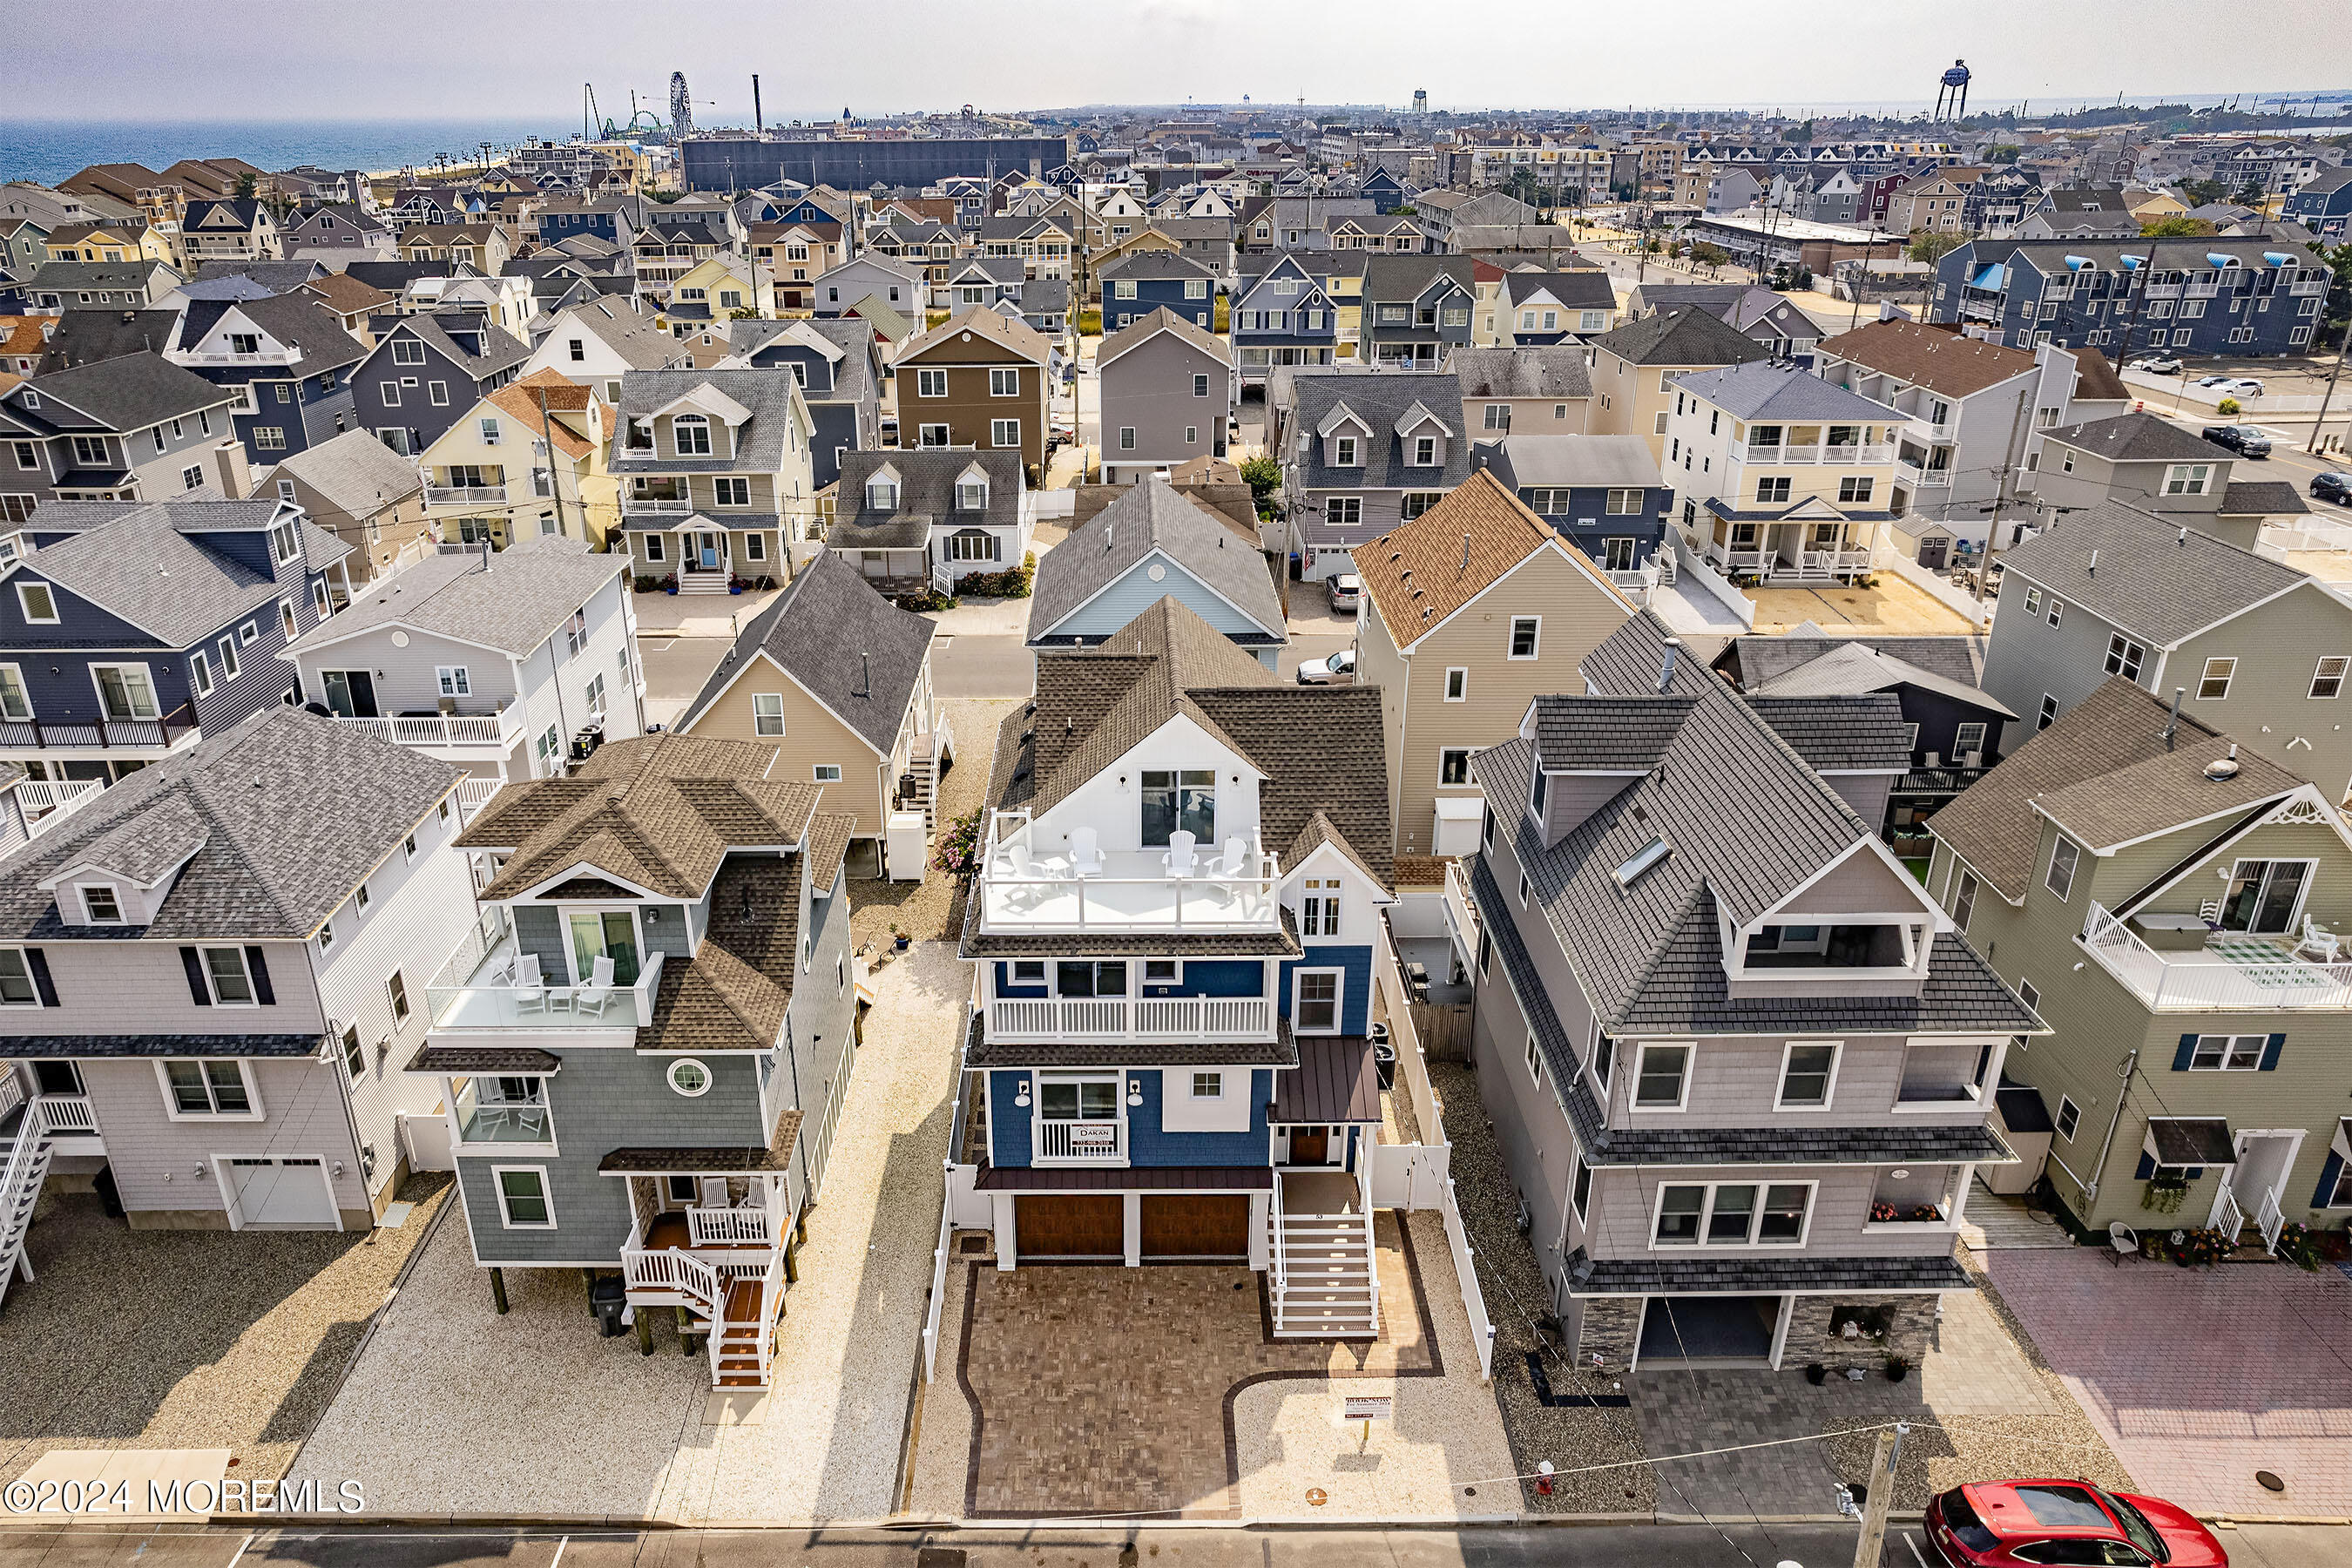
[1930,236,2329,360]
[962,598,1399,1331]
[350,311,531,456]
[1099,251,1219,333]
[2284,168,2352,240]
[0,496,356,784]
[1228,254,1339,389]
[726,317,882,488]
[166,293,367,466]
[531,194,646,247]
[1472,433,1673,576]
[1355,169,1407,214]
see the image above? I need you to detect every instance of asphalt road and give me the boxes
[4,1521,2349,1568]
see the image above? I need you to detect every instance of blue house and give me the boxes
[350,311,531,456]
[0,496,356,784]
[965,598,1396,1335]
[1026,479,1284,666]
[1228,254,1338,389]
[2284,167,2352,240]
[1099,250,1217,333]
[166,293,367,466]
[1929,236,2329,360]
[1472,433,1673,576]
[1355,168,1407,214]
[723,317,882,488]
[529,193,645,247]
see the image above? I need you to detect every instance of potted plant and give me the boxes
[728,574,747,595]
[889,923,909,951]
[661,572,679,596]
[1884,1354,1910,1383]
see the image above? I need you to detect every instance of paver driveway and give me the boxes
[1980,1248,2352,1517]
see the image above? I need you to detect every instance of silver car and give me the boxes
[1295,647,1358,686]
[1327,573,1362,613]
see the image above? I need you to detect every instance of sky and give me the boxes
[9,0,2348,122]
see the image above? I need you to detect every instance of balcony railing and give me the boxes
[622,497,695,516]
[1728,442,1894,466]
[16,777,101,835]
[1036,1119,1125,1163]
[1904,418,1957,442]
[334,711,520,752]
[2083,902,2352,1011]
[425,910,664,1031]
[1897,460,1955,488]
[0,704,199,754]
[986,996,1274,1041]
[182,349,304,365]
[425,485,508,506]
[455,1083,553,1145]
[977,810,1281,934]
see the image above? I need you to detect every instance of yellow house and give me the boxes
[1320,261,1366,355]
[418,367,622,551]
[44,220,176,269]
[1587,307,1769,467]
[1351,469,1636,857]
[2126,187,2189,222]
[663,255,773,332]
[674,551,951,877]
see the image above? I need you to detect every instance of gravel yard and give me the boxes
[0,1173,451,1490]
[849,697,1015,953]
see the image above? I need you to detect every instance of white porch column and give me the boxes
[990,1190,1017,1272]
[1247,1191,1271,1271]
[1122,1192,1142,1267]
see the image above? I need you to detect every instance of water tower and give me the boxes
[1935,60,1971,120]
[670,71,693,137]
[1412,89,1428,117]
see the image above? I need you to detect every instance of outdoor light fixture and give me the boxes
[1014,1079,1031,1107]
[1127,1078,1144,1106]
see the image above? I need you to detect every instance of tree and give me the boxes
[1500,167,1542,212]
[2180,178,2229,208]
[2308,239,2352,350]
[1239,455,1281,515]
[1690,242,1729,275]
[1780,120,1815,145]
[1906,230,1963,264]
[1986,145,2022,164]
[2234,180,2269,207]
[234,172,257,200]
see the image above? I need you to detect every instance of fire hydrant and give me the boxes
[1535,1460,1555,1497]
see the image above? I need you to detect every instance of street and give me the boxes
[3,1520,2349,1568]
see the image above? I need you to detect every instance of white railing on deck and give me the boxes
[35,1095,96,1136]
[1036,1119,1125,1161]
[0,1072,21,1125]
[17,778,101,834]
[2259,1188,2288,1253]
[986,995,1273,1040]
[2083,902,2352,1010]
[622,1242,720,1309]
[686,1205,773,1247]
[335,712,516,749]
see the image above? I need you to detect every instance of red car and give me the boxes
[1925,1479,2227,1566]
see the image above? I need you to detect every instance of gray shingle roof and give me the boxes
[1671,360,1901,423]
[1531,694,1695,770]
[678,552,936,753]
[287,533,625,659]
[1592,307,1771,369]
[21,502,287,645]
[829,449,1023,551]
[1497,270,1617,311]
[1490,433,1662,490]
[612,369,808,476]
[1994,499,2309,647]
[9,352,233,432]
[546,297,684,370]
[1746,693,1916,770]
[2220,480,2308,517]
[1030,480,1281,645]
[1446,347,1593,402]
[177,292,366,371]
[1725,628,1986,693]
[2040,410,2216,463]
[0,706,456,942]
[0,1033,328,1060]
[1744,642,2014,720]
[1292,372,1470,492]
[265,428,422,516]
[382,311,530,378]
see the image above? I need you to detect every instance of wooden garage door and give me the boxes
[1140,1193,1251,1260]
[1015,1193,1124,1259]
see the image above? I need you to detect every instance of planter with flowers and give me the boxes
[2160,1227,2231,1268]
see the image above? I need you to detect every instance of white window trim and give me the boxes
[2186,1032,2268,1071]
[667,1058,713,1097]
[1647,1178,1817,1250]
[1773,1039,1842,1111]
[491,1164,558,1228]
[2044,835,2081,901]
[1189,1070,1225,1100]
[16,581,58,625]
[1631,1040,1693,1112]
[1290,966,1345,1035]
[154,1058,265,1122]
[199,945,260,1006]
[0,946,43,1008]
[79,882,124,924]
[813,763,843,783]
[752,693,786,737]
[1507,616,1541,660]
[2055,1094,2083,1143]
[2198,652,2235,699]
[1443,666,1468,702]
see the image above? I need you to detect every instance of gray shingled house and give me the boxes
[1027,477,1283,666]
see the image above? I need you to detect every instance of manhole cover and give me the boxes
[2257,1470,2287,1492]
[1305,1487,1328,1506]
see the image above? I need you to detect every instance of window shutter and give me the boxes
[2171,1033,2198,1071]
[2133,1151,2154,1181]
[25,948,57,1008]
[180,946,211,1005]
[2257,1032,2286,1071]
[2316,1151,2345,1209]
[246,945,275,1006]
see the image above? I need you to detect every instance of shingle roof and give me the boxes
[1098,250,1216,282]
[1744,639,2014,718]
[545,296,683,370]
[1532,694,1696,769]
[679,552,936,753]
[1815,318,2043,399]
[286,532,625,659]
[1445,346,1592,401]
[9,351,231,431]
[20,501,287,644]
[266,427,422,515]
[1928,677,2302,903]
[1096,307,1232,369]
[2040,410,2216,463]
[1354,468,1625,644]
[1672,360,1901,422]
[896,306,1052,368]
[1994,499,2309,647]
[1746,693,1916,770]
[612,369,808,476]
[177,292,366,371]
[1591,306,1771,369]
[1489,433,1663,490]
[2220,480,2309,517]
[1292,371,1472,492]
[485,368,599,460]
[1497,270,1617,311]
[1565,1252,1973,1295]
[1725,627,1986,692]
[829,449,1023,550]
[381,311,530,378]
[0,706,455,942]
[458,733,821,902]
[1030,479,1281,645]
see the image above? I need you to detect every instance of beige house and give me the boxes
[1352,469,1635,858]
[674,551,950,876]
[416,368,619,552]
[1586,307,1767,468]
[257,427,426,587]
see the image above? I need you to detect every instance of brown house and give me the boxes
[891,308,1054,476]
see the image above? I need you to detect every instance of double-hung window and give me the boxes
[161,1058,254,1117]
[2105,633,2145,681]
[752,693,785,736]
[2187,1034,2266,1071]
[989,368,1019,397]
[2312,657,2349,700]
[1776,1042,1838,1108]
[1293,970,1342,1033]
[1300,879,1341,937]
[2045,836,2080,901]
[1633,1043,1691,1109]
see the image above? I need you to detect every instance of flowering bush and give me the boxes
[954,551,1037,599]
[2163,1227,2232,1268]
[932,807,984,881]
[893,588,958,612]
[2275,1221,2326,1273]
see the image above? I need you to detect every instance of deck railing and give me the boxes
[985,996,1273,1040]
[334,712,517,749]
[686,1205,774,1247]
[2082,901,2352,1011]
[1035,1119,1125,1162]
[0,703,198,754]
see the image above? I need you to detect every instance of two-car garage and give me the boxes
[991,1173,1269,1267]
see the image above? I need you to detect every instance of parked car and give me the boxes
[1295,647,1357,686]
[1924,1481,2226,1567]
[1327,573,1362,613]
[2218,377,2265,396]
[2202,424,2271,458]
[2313,471,2352,507]
[2126,355,2184,374]
[2193,375,2234,389]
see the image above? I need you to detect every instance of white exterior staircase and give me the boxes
[1268,1173,1378,1339]
[679,566,733,596]
[0,1085,65,1308]
[620,1208,787,1388]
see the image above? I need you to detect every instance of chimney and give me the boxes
[209,437,250,499]
[1658,636,1682,693]
[2163,686,2183,749]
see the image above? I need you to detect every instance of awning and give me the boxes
[1270,1035,1380,1124]
[2146,1117,2236,1168]
[2207,253,2238,269]
[1969,263,2005,291]
[2265,252,2294,268]
[407,1043,561,1075]
[1434,796,1484,823]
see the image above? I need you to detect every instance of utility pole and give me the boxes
[1974,364,2035,601]
[2309,337,2345,456]
[1850,1423,1906,1568]
[533,386,571,542]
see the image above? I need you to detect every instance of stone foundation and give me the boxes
[1568,1294,1646,1373]
[1568,1289,1947,1374]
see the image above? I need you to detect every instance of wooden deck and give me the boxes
[1958,1179,2078,1251]
[640,1211,771,1254]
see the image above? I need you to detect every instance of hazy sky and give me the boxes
[11,0,2347,121]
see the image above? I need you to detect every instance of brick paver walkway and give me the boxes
[956,1211,1434,1517]
[1982,1249,2352,1517]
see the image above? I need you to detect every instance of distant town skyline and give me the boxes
[12,0,2346,127]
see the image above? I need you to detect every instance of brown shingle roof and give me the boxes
[487,368,598,459]
[1355,467,1632,647]
[297,272,396,314]
[1096,306,1233,368]
[1815,319,2040,399]
[897,305,1052,367]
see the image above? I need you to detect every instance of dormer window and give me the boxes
[672,414,711,455]
[270,519,301,564]
[957,478,988,510]
[1335,436,1358,466]
[80,885,123,923]
[868,479,899,510]
[1414,436,1436,466]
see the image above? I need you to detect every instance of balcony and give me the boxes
[425,485,508,507]
[2083,902,2352,1011]
[986,996,1275,1042]
[977,810,1281,934]
[180,348,305,366]
[1729,442,1895,466]
[0,704,199,755]
[425,911,663,1032]
[1868,1166,1961,1230]
[622,497,696,517]
[333,708,523,757]
[453,1079,552,1146]
[1904,417,1957,442]
[16,777,101,835]
[1896,459,1954,489]
[2144,282,2182,299]
[1035,1118,1125,1163]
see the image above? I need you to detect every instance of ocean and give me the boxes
[0,118,571,186]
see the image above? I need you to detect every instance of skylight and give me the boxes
[1613,837,1671,889]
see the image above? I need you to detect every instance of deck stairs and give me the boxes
[0,1087,60,1308]
[621,1213,785,1388]
[1269,1171,1378,1339]
[679,566,733,596]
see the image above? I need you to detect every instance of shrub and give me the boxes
[1240,454,1281,503]
[634,575,663,592]
[893,587,957,612]
[2275,1221,2326,1272]
[954,551,1037,598]
[2217,396,2243,416]
[932,807,985,881]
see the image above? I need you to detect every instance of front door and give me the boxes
[321,670,378,719]
[2217,1131,2302,1243]
[567,909,641,985]
[696,531,722,571]
[1288,1126,1330,1166]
